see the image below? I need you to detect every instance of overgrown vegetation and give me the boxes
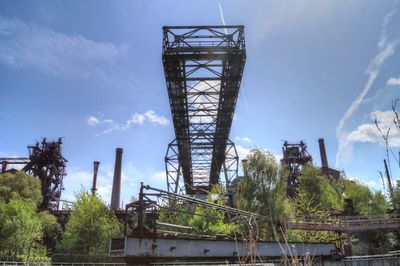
[237,148,393,254]
[0,172,51,261]
[1,121,399,261]
[0,171,123,262]
[57,190,123,258]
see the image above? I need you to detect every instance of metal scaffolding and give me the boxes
[281,141,312,197]
[0,138,67,210]
[163,25,246,194]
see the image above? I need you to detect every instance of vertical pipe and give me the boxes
[91,161,100,195]
[318,138,329,168]
[138,182,144,238]
[1,161,7,173]
[111,148,123,210]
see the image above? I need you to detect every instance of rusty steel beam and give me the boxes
[163,25,245,194]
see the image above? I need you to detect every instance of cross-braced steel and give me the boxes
[0,138,67,210]
[281,141,313,197]
[163,26,246,194]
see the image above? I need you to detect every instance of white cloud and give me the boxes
[0,16,128,79]
[63,161,140,205]
[387,76,400,86]
[144,110,169,126]
[335,5,399,168]
[127,113,145,126]
[87,116,99,126]
[347,110,400,147]
[97,184,112,203]
[65,170,93,186]
[150,171,166,183]
[236,145,251,161]
[217,2,228,35]
[88,110,169,136]
[274,153,283,163]
[235,136,252,143]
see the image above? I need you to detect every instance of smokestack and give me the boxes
[91,161,100,195]
[111,148,123,210]
[318,138,328,168]
[1,161,7,173]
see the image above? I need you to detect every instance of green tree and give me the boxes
[38,211,63,254]
[284,194,338,243]
[0,198,47,261]
[0,171,42,205]
[0,172,51,261]
[339,179,387,216]
[297,166,343,211]
[58,191,123,257]
[282,166,341,242]
[187,185,237,235]
[236,148,284,240]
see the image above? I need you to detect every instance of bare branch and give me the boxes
[393,98,400,129]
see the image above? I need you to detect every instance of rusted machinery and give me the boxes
[281,138,342,197]
[110,183,337,264]
[281,141,313,197]
[163,25,246,195]
[0,138,67,210]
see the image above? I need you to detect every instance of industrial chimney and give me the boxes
[91,161,100,195]
[318,138,328,168]
[111,148,123,210]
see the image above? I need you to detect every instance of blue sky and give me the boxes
[1,0,400,205]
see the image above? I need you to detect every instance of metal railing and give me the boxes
[286,214,400,232]
[0,263,125,266]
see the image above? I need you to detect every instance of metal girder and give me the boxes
[0,138,67,210]
[281,141,313,197]
[163,25,246,194]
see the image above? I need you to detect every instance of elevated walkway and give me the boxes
[287,214,400,232]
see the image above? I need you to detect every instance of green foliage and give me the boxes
[158,185,237,236]
[158,200,192,227]
[284,191,338,243]
[58,191,123,257]
[236,148,284,240]
[298,167,343,211]
[188,186,237,235]
[38,211,63,253]
[392,180,400,215]
[340,179,387,216]
[0,171,42,205]
[0,198,47,261]
[0,172,51,261]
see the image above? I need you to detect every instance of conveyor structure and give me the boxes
[163,26,246,194]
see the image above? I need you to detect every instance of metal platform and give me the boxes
[163,26,246,194]
[287,214,400,232]
[0,138,67,210]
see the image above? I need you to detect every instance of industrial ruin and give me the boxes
[0,138,67,210]
[2,25,400,265]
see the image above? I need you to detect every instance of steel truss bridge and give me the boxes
[163,25,246,194]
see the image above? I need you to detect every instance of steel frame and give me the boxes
[162,26,246,194]
[281,141,313,197]
[0,138,67,210]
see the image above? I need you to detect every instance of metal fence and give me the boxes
[0,263,126,266]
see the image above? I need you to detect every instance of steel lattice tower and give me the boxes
[163,26,246,194]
